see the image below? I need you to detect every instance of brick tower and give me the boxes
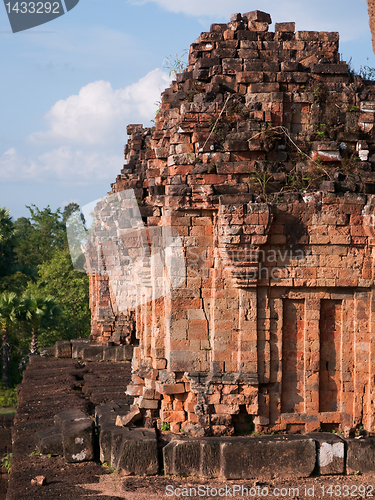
[88,11,375,436]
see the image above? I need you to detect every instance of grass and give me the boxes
[161,422,171,432]
[1,453,12,474]
[0,406,16,416]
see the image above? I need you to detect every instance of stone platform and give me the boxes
[6,356,375,499]
[6,356,132,500]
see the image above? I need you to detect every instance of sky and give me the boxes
[0,0,374,220]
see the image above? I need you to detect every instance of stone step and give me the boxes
[164,435,317,479]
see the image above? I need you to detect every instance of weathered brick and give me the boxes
[90,11,375,439]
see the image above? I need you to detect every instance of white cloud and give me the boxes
[0,146,123,185]
[131,0,370,42]
[29,68,171,146]
[0,148,38,180]
[37,147,123,183]
[0,68,172,185]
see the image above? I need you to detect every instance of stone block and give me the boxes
[71,339,90,359]
[99,425,113,463]
[165,185,192,196]
[320,181,336,192]
[115,408,142,427]
[164,440,202,476]
[210,23,227,33]
[236,31,257,41]
[54,409,89,429]
[81,346,104,361]
[243,10,272,24]
[103,347,117,361]
[221,436,316,479]
[248,21,269,32]
[126,384,144,396]
[40,346,55,357]
[346,437,375,474]
[230,13,241,22]
[96,403,119,427]
[96,401,131,428]
[113,428,159,475]
[156,382,186,395]
[201,440,222,477]
[307,433,345,475]
[237,49,259,59]
[312,151,342,163]
[281,61,299,72]
[115,345,134,361]
[275,22,295,32]
[311,63,349,74]
[139,398,159,410]
[35,427,63,456]
[55,341,72,358]
[236,71,263,83]
[164,436,315,479]
[62,420,94,463]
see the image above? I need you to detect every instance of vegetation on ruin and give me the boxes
[166,52,375,203]
[163,51,188,78]
[1,452,12,474]
[358,65,375,82]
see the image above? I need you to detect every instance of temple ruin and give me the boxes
[86,11,375,436]
[367,0,375,55]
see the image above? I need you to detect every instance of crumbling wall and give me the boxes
[367,0,375,55]
[89,11,375,435]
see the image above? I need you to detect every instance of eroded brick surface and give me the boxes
[88,12,375,436]
[368,0,375,55]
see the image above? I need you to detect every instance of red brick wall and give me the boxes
[87,11,375,435]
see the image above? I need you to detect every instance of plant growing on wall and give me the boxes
[164,51,188,78]
[359,65,375,81]
[1,453,12,474]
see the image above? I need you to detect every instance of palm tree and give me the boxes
[0,207,14,243]
[0,292,20,387]
[20,295,61,355]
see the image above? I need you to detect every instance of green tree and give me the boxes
[13,205,67,275]
[0,208,33,294]
[20,295,62,354]
[0,207,15,280]
[0,292,20,387]
[62,202,81,224]
[26,248,90,343]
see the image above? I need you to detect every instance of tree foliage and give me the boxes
[13,205,67,275]
[0,207,15,281]
[26,248,90,344]
[20,294,62,354]
[0,203,91,387]
[0,292,20,387]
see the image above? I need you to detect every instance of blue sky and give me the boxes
[0,0,374,220]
